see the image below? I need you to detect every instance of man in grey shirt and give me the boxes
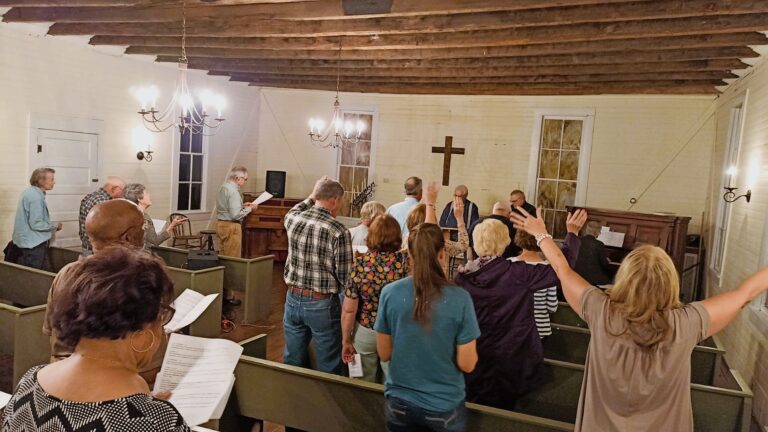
[216,166,258,258]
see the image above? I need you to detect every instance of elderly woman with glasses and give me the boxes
[124,183,187,250]
[2,246,190,432]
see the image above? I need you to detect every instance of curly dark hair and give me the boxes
[50,246,175,348]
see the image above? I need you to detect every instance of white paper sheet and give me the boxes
[352,245,369,254]
[348,354,363,378]
[155,334,243,426]
[191,427,217,432]
[164,289,219,333]
[0,390,11,409]
[252,191,274,206]
[210,375,235,419]
[152,219,167,235]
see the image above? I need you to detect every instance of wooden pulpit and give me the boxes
[242,194,302,261]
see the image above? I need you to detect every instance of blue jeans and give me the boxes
[283,290,342,375]
[385,396,467,432]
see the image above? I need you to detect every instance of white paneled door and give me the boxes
[30,129,100,247]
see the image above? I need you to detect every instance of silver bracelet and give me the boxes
[535,233,553,246]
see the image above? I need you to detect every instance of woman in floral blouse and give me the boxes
[342,214,408,383]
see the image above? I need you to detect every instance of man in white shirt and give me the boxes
[386,176,422,237]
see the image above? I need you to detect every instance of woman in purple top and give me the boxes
[454,212,585,410]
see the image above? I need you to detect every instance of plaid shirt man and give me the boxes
[283,198,353,294]
[78,188,111,252]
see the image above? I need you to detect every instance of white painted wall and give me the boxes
[0,25,260,240]
[255,87,715,232]
[706,50,768,428]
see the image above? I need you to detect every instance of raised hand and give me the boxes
[425,181,440,206]
[453,196,465,223]
[566,209,588,234]
[509,206,548,237]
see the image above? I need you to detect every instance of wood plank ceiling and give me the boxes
[2,0,768,95]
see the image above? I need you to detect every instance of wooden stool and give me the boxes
[200,229,217,251]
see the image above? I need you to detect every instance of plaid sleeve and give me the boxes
[284,198,314,229]
[334,227,353,287]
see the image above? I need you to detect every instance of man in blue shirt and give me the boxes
[386,176,422,237]
[11,167,62,270]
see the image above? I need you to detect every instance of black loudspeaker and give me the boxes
[186,249,219,270]
[266,170,286,198]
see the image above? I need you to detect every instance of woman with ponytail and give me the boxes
[375,223,480,432]
[511,207,768,432]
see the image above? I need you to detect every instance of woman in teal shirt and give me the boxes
[375,223,480,432]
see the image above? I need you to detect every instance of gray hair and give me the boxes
[314,179,345,200]
[492,201,511,215]
[123,183,146,204]
[29,167,55,187]
[228,166,249,181]
[360,201,386,223]
[404,176,422,196]
[584,220,603,237]
[103,176,126,189]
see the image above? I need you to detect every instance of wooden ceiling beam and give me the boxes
[158,57,748,74]
[242,81,721,95]
[208,70,735,84]
[1,0,648,22]
[48,13,768,48]
[127,45,758,63]
[0,1,314,6]
[88,32,768,53]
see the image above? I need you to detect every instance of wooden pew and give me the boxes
[152,245,274,322]
[517,358,752,432]
[221,336,751,432]
[220,336,574,432]
[544,323,725,387]
[0,261,55,388]
[48,246,82,273]
[164,266,224,338]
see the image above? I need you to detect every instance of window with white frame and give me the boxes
[176,126,207,212]
[528,111,593,239]
[710,105,744,276]
[337,111,375,218]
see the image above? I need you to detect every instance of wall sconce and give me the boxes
[723,166,751,203]
[137,150,153,162]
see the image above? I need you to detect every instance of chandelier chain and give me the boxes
[180,0,188,63]
[335,38,342,95]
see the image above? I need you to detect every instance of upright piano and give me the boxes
[241,194,302,261]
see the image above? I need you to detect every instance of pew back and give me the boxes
[0,261,55,307]
[516,359,752,432]
[153,245,274,322]
[48,246,81,273]
[164,266,224,338]
[543,323,725,387]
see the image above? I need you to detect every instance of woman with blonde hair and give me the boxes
[511,207,768,431]
[349,200,386,248]
[455,215,583,410]
[375,223,480,432]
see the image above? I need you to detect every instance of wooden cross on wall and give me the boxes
[431,136,465,186]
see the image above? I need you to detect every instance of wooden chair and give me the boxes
[169,212,203,249]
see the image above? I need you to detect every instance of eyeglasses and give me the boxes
[160,304,176,326]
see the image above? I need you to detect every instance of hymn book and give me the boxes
[164,289,219,333]
[252,191,274,206]
[154,334,243,426]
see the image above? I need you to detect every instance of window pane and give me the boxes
[191,132,203,153]
[356,140,371,166]
[537,180,557,209]
[191,183,202,210]
[350,193,361,218]
[339,166,354,191]
[553,211,568,239]
[544,209,556,233]
[341,141,356,165]
[560,151,580,181]
[539,150,560,179]
[180,130,190,153]
[358,114,373,141]
[556,182,576,210]
[542,119,563,149]
[563,120,583,150]
[177,183,190,211]
[353,167,368,192]
[341,192,352,217]
[192,155,203,182]
[179,154,191,182]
